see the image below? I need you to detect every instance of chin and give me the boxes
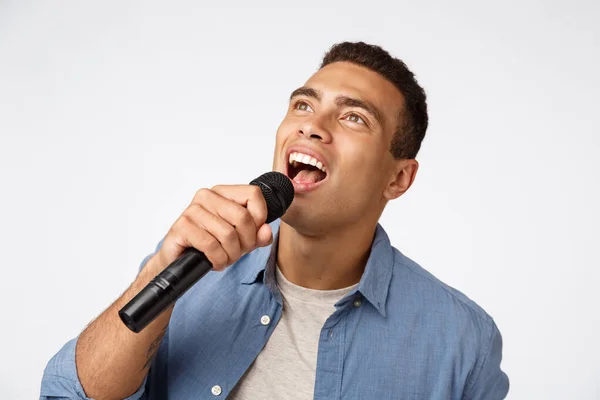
[280,206,333,237]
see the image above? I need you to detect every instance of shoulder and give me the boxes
[383,249,509,396]
[388,248,498,342]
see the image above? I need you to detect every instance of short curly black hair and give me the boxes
[321,42,428,159]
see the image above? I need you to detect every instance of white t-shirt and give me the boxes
[228,267,358,399]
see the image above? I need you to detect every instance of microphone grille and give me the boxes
[250,172,295,223]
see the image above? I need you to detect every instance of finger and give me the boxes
[185,203,242,266]
[170,214,229,270]
[210,185,268,228]
[193,188,258,252]
[255,223,273,248]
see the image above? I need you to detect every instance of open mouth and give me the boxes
[287,151,327,185]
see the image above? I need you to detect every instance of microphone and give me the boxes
[118,172,294,333]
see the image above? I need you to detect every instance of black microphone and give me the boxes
[118,172,294,333]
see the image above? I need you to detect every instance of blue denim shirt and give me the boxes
[41,221,509,399]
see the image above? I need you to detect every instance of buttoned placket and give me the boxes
[208,281,283,398]
[312,297,363,400]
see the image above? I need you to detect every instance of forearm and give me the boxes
[75,255,173,400]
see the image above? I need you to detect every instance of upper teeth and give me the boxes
[288,152,326,172]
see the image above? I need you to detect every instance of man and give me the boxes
[41,42,509,399]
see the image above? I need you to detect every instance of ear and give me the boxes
[383,159,419,200]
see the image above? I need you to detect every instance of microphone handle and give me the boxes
[119,248,211,333]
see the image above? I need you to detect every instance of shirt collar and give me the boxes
[240,220,394,317]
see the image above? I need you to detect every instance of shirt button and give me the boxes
[260,315,271,326]
[353,299,362,307]
[211,385,222,396]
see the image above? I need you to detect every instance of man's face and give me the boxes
[272,61,406,234]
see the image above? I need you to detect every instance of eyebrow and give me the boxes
[289,86,384,127]
[289,86,322,101]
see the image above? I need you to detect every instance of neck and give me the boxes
[276,220,378,290]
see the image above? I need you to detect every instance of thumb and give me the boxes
[255,223,273,248]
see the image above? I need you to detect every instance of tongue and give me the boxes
[293,169,323,184]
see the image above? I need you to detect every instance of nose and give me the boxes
[298,116,332,143]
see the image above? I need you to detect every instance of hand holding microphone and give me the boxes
[158,183,275,272]
[119,172,294,333]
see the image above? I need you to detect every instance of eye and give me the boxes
[343,113,366,125]
[293,100,314,112]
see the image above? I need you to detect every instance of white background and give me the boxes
[1,1,598,399]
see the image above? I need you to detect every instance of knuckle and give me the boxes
[203,236,221,253]
[185,202,202,217]
[249,185,262,198]
[223,225,237,242]
[173,214,191,231]
[235,207,253,226]
[183,213,197,227]
[172,216,196,242]
[194,188,211,202]
[212,251,229,270]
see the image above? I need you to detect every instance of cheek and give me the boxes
[337,138,381,176]
[272,121,294,168]
[275,119,295,146]
[334,139,391,197]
